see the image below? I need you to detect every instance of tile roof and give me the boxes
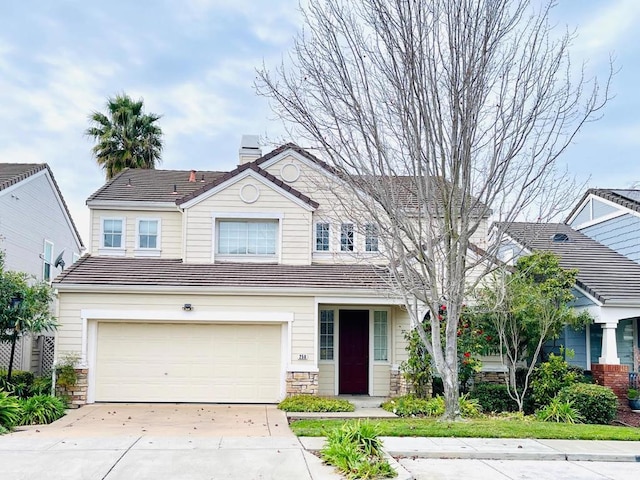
[53,255,391,291]
[86,168,226,204]
[175,162,319,208]
[565,188,640,222]
[0,163,84,247]
[501,222,640,305]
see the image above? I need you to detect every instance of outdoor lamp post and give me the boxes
[7,294,23,382]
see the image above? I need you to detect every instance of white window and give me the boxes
[102,219,123,248]
[320,310,335,361]
[340,223,354,252]
[315,223,330,251]
[374,311,388,361]
[217,220,277,256]
[137,219,159,249]
[43,240,53,281]
[365,223,379,252]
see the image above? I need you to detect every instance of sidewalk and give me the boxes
[300,436,640,462]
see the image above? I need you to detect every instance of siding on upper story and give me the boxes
[90,208,183,259]
[578,213,640,264]
[0,171,82,279]
[183,175,313,264]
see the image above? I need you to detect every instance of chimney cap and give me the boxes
[240,135,261,150]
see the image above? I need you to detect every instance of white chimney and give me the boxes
[238,135,262,165]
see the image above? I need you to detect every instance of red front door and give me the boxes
[339,310,369,394]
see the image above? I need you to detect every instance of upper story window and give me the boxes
[217,220,277,256]
[103,219,124,248]
[138,220,159,249]
[315,222,330,252]
[134,219,161,257]
[43,240,53,282]
[340,223,354,252]
[365,223,379,252]
[100,218,126,256]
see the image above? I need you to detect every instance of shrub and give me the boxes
[471,383,518,413]
[30,376,53,396]
[535,397,583,423]
[400,326,432,398]
[0,370,35,386]
[0,370,35,399]
[383,394,481,418]
[55,353,80,389]
[557,383,618,425]
[0,390,22,428]
[278,395,355,412]
[321,421,395,479]
[19,395,66,425]
[382,395,434,416]
[531,353,581,408]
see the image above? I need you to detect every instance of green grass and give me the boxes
[278,395,355,412]
[290,417,640,441]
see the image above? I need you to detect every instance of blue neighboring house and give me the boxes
[499,221,640,374]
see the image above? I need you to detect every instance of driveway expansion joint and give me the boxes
[101,436,141,480]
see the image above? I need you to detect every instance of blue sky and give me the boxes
[0,0,639,243]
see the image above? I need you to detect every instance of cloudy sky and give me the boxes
[1,0,639,243]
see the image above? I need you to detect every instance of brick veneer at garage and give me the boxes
[286,372,318,396]
[56,368,88,408]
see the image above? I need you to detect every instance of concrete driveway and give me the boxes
[0,404,341,480]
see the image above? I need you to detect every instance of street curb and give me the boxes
[382,450,413,480]
[388,450,640,463]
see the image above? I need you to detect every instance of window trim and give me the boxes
[373,310,389,362]
[98,217,126,256]
[364,223,379,253]
[315,222,330,252]
[319,309,335,362]
[134,218,162,257]
[340,222,355,252]
[43,240,54,282]
[211,212,283,263]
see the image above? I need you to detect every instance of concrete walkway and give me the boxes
[0,404,343,480]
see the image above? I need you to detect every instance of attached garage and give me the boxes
[94,322,283,403]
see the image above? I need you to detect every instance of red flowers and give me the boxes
[463,352,471,358]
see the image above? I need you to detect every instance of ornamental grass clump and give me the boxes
[321,420,396,479]
[19,395,66,425]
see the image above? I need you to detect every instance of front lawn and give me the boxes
[290,417,640,441]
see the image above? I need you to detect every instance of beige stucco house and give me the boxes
[53,140,487,406]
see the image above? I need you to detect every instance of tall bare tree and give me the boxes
[257,0,610,419]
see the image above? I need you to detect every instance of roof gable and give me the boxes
[177,162,319,210]
[0,163,84,248]
[566,189,640,226]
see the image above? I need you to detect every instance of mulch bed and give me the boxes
[614,406,640,428]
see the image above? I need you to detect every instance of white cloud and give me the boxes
[574,0,640,53]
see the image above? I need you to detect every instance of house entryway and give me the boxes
[338,309,369,394]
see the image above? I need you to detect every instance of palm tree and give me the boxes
[86,93,163,180]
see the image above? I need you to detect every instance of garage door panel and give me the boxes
[95,322,282,403]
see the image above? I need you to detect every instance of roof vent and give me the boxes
[551,233,569,242]
[189,170,196,182]
[238,134,262,165]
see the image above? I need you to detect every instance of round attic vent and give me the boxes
[280,163,300,183]
[240,183,260,204]
[551,233,569,242]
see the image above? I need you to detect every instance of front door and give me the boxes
[339,310,369,394]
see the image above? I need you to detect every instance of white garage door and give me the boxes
[95,322,282,403]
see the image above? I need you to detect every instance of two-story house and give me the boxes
[0,163,84,373]
[57,140,476,405]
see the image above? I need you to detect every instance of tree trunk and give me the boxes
[7,331,18,382]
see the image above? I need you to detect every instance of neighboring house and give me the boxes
[565,189,640,265]
[0,163,84,373]
[499,221,640,389]
[53,139,489,406]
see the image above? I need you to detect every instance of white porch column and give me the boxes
[598,321,620,365]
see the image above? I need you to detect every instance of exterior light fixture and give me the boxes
[182,303,193,311]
